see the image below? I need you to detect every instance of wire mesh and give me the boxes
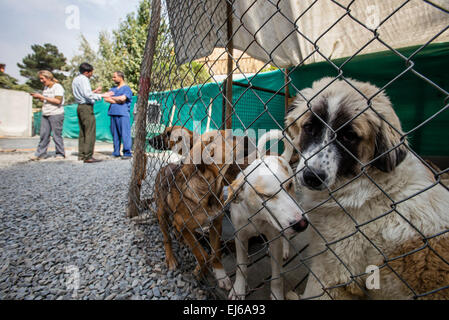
[128,0,449,300]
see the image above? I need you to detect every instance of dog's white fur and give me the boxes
[300,153,449,299]
[286,78,449,299]
[227,130,307,300]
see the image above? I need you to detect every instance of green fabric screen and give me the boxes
[148,42,449,157]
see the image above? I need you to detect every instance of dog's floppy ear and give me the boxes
[226,175,245,205]
[372,124,407,173]
[285,89,313,139]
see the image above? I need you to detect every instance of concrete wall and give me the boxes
[0,88,33,137]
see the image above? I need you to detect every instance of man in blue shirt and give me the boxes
[104,71,133,159]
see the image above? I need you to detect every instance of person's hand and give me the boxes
[30,93,44,101]
[101,92,114,99]
[104,97,115,104]
[93,86,103,94]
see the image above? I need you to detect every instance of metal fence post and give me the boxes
[225,0,234,131]
[127,0,162,218]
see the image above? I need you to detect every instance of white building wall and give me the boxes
[0,88,33,137]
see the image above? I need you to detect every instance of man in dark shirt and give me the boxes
[104,71,133,159]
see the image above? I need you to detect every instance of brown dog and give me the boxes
[153,160,232,290]
[150,128,253,290]
[149,126,252,184]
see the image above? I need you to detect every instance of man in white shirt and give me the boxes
[72,62,111,163]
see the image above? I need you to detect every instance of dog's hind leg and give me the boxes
[181,228,210,277]
[157,206,178,271]
[174,214,210,277]
[210,215,232,290]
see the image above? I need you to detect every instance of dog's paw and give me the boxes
[228,287,245,300]
[270,292,285,300]
[285,290,299,300]
[228,279,246,300]
[193,265,203,278]
[219,277,232,291]
[213,268,232,290]
[166,256,178,271]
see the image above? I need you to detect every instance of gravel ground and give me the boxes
[0,152,207,300]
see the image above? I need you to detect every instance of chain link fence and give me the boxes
[128,0,449,300]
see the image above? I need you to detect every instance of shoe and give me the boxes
[121,156,132,160]
[84,158,102,163]
[30,155,46,161]
[55,155,65,160]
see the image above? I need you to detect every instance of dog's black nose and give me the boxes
[291,218,308,233]
[303,168,327,190]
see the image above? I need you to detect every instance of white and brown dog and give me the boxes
[285,77,449,299]
[226,130,308,300]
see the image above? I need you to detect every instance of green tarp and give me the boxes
[33,42,449,156]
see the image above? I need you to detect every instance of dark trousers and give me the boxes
[110,115,132,157]
[77,104,96,160]
[36,114,65,158]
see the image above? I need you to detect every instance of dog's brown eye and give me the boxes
[303,123,314,135]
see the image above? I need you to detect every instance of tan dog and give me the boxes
[227,130,308,300]
[285,77,449,299]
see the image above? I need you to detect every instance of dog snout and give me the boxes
[290,218,308,233]
[302,168,327,190]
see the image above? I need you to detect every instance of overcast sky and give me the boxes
[0,0,141,83]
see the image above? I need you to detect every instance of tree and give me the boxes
[0,74,32,92]
[110,0,211,92]
[110,0,153,93]
[95,31,123,90]
[17,43,67,90]
[64,0,211,103]
[0,71,32,92]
